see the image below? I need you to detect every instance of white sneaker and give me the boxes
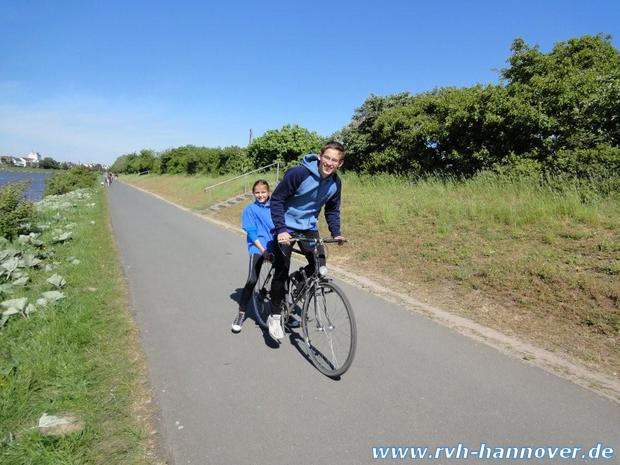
[267,314,284,341]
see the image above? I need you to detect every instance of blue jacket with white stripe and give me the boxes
[242,199,275,255]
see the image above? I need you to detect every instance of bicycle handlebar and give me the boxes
[287,236,348,245]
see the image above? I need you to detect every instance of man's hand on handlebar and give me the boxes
[333,235,346,246]
[278,232,347,246]
[277,231,292,246]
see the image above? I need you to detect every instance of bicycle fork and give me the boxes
[308,285,340,366]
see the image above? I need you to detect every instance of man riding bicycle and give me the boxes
[268,141,346,341]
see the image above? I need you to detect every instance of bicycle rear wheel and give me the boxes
[302,281,357,377]
[251,261,273,329]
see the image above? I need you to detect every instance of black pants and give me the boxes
[270,230,326,314]
[239,253,265,310]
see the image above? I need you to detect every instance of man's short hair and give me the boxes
[320,141,345,157]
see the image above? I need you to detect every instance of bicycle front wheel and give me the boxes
[251,262,273,329]
[302,281,357,377]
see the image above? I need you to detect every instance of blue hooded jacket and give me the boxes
[242,199,275,255]
[270,154,342,237]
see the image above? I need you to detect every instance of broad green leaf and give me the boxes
[12,276,29,287]
[41,291,65,302]
[0,283,14,295]
[17,235,30,244]
[0,258,19,278]
[52,232,72,243]
[19,254,42,268]
[0,249,20,261]
[1,297,27,311]
[2,308,21,316]
[1,257,19,270]
[47,274,66,288]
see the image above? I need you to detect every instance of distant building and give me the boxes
[0,152,46,167]
[24,151,42,166]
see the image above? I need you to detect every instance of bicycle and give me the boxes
[251,236,357,378]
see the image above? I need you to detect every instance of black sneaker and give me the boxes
[231,311,245,333]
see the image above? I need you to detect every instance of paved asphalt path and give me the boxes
[108,182,619,465]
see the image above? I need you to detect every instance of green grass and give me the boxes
[123,170,620,377]
[0,188,155,464]
[335,173,619,370]
[123,171,281,211]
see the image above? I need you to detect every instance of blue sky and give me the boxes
[1,1,618,165]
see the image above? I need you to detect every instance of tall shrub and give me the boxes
[45,166,98,196]
[0,182,35,240]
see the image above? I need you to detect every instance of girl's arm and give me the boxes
[253,239,268,255]
[245,226,271,257]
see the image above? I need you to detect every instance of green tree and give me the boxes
[218,146,251,174]
[159,146,193,174]
[338,34,619,178]
[110,154,132,173]
[338,92,416,171]
[127,149,156,173]
[193,147,222,174]
[502,34,620,153]
[248,124,325,168]
[369,85,548,175]
[39,157,61,169]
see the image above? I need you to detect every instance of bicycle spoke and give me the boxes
[302,282,356,377]
[316,290,340,367]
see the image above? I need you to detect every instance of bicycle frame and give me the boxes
[253,235,356,377]
[281,236,340,321]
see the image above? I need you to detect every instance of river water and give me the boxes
[0,171,53,201]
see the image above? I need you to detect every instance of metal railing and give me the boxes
[203,161,281,200]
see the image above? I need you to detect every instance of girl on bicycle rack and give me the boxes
[231,179,275,333]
